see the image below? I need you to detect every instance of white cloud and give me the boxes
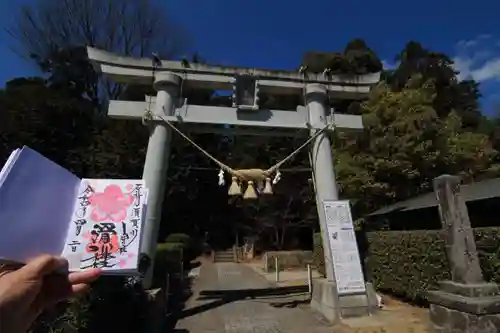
[478,34,492,40]
[457,39,478,48]
[453,34,500,82]
[457,34,491,49]
[467,58,500,81]
[382,60,399,70]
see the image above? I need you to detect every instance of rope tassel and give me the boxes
[262,177,273,195]
[272,170,281,185]
[243,181,258,199]
[228,177,242,196]
[218,169,225,186]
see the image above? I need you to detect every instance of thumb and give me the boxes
[18,255,68,281]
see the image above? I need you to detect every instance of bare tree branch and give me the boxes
[8,0,189,100]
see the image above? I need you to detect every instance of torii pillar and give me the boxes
[140,73,181,284]
[307,83,378,322]
[306,83,338,280]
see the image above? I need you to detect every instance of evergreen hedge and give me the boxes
[312,232,326,277]
[366,228,500,303]
[313,228,500,303]
[164,233,192,247]
[30,277,148,333]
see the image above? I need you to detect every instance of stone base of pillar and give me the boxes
[426,281,500,332]
[310,279,379,323]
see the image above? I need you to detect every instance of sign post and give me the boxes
[322,200,366,295]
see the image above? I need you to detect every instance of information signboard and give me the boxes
[322,200,366,295]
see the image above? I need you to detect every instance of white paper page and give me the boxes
[0,146,81,263]
[62,179,147,273]
[0,149,20,188]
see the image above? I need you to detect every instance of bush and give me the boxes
[164,233,192,246]
[366,227,500,303]
[158,242,186,252]
[163,233,199,261]
[366,230,450,303]
[30,277,148,333]
[312,233,326,277]
[153,242,184,288]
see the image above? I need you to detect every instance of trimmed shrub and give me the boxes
[164,233,192,246]
[163,233,200,261]
[367,230,450,302]
[475,228,500,282]
[30,277,148,333]
[158,242,186,252]
[366,227,500,303]
[153,242,183,288]
[313,233,326,277]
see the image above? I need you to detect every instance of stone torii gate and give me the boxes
[87,47,380,321]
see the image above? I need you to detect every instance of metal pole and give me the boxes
[275,256,279,282]
[307,264,313,295]
[165,273,170,315]
[180,247,184,285]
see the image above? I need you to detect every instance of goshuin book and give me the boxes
[0,146,148,274]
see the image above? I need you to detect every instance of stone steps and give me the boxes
[214,250,234,262]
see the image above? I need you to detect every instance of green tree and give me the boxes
[388,41,485,131]
[0,77,94,173]
[335,75,498,217]
[301,38,382,75]
[342,38,383,74]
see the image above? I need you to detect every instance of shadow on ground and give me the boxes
[177,285,310,320]
[162,262,197,331]
[268,298,311,308]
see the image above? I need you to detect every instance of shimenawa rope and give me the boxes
[142,64,334,197]
[142,109,334,180]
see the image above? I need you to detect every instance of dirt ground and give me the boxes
[333,295,432,333]
[243,260,432,332]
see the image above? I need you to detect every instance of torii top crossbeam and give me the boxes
[87,47,379,137]
[87,47,379,97]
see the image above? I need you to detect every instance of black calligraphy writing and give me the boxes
[68,240,81,252]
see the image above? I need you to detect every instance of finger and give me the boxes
[68,268,102,285]
[0,264,16,277]
[20,255,67,280]
[32,271,98,311]
[71,283,91,296]
[0,261,23,273]
[38,275,73,305]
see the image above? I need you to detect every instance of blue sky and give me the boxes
[1,0,500,114]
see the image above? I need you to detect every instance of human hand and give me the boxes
[0,255,101,333]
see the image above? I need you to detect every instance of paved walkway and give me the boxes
[174,261,332,333]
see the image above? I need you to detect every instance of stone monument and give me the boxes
[427,175,500,332]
